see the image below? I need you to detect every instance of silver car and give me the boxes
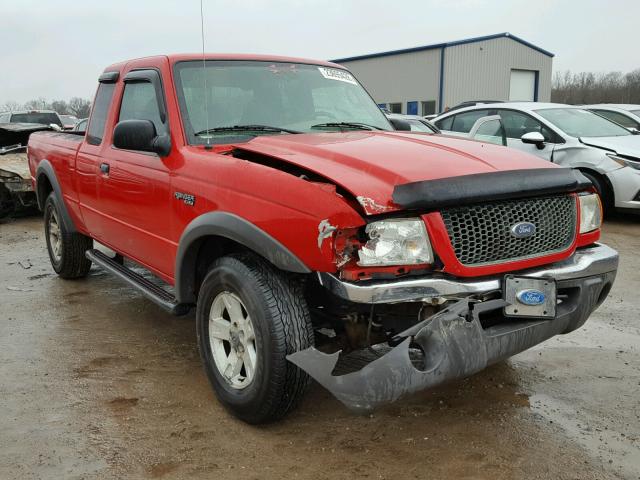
[433,102,640,214]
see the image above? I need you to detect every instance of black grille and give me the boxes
[440,195,576,266]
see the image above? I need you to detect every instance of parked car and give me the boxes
[59,114,79,130]
[586,104,640,133]
[433,102,640,214]
[72,118,88,132]
[386,113,439,133]
[424,100,502,120]
[0,123,52,218]
[28,55,617,424]
[0,110,63,129]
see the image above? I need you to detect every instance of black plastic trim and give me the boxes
[98,71,119,83]
[392,168,592,210]
[175,212,311,303]
[86,249,190,315]
[35,160,76,232]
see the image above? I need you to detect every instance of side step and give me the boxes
[85,249,191,315]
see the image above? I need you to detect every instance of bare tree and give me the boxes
[0,100,21,112]
[552,68,640,104]
[50,100,70,115]
[67,97,91,118]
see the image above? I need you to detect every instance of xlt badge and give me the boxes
[174,191,196,206]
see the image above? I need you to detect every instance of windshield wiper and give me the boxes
[194,125,301,136]
[310,122,385,131]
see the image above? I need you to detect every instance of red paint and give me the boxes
[27,54,598,285]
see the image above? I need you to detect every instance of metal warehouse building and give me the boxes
[332,32,554,116]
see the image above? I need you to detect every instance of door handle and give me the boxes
[100,163,110,175]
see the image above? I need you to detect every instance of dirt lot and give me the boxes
[0,215,638,480]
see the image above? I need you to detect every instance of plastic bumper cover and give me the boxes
[288,244,618,411]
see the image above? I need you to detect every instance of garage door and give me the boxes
[509,70,536,101]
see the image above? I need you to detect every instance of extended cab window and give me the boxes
[87,83,115,145]
[119,82,166,135]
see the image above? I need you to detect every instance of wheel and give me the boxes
[44,192,93,279]
[196,253,314,424]
[581,171,613,216]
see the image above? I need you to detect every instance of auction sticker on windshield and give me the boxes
[318,67,357,85]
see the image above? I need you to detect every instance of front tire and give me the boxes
[196,253,314,424]
[581,171,613,216]
[44,193,93,279]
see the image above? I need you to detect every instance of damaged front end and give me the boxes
[0,151,36,219]
[289,244,618,412]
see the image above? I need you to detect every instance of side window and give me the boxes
[497,109,557,142]
[119,82,166,135]
[593,109,638,129]
[435,115,454,131]
[0,113,9,122]
[87,82,116,146]
[449,110,490,133]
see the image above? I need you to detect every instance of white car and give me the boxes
[586,104,640,133]
[433,102,640,214]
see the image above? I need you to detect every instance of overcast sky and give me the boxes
[1,0,636,105]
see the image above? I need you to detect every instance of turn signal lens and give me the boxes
[579,193,602,233]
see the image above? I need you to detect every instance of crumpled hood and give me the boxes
[580,135,640,158]
[0,152,30,180]
[238,131,559,214]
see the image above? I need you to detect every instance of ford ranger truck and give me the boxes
[28,55,619,424]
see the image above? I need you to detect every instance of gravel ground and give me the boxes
[0,215,638,479]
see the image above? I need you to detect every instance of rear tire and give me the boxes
[196,253,314,424]
[581,171,613,216]
[44,193,93,279]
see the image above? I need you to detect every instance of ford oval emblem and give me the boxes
[510,222,536,238]
[516,289,546,306]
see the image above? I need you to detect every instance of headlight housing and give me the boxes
[579,193,602,234]
[357,218,433,266]
[607,153,640,170]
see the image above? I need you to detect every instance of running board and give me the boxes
[85,249,190,315]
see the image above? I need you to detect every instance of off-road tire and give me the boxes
[196,253,314,424]
[44,192,93,279]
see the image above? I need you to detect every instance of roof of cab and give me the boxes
[102,54,344,74]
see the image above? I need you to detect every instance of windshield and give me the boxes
[174,60,391,144]
[10,112,62,126]
[535,108,630,138]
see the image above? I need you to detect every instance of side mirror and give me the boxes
[113,119,171,156]
[521,131,546,149]
[388,117,412,131]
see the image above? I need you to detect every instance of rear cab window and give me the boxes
[87,81,116,145]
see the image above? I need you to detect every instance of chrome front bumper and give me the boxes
[318,243,619,304]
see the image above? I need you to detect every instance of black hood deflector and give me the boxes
[392,168,592,210]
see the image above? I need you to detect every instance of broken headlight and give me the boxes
[357,218,433,266]
[579,193,602,233]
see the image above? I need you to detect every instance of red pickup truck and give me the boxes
[28,54,618,423]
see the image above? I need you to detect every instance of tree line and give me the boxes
[0,97,92,118]
[551,69,640,105]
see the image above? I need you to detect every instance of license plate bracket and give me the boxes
[503,275,556,319]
